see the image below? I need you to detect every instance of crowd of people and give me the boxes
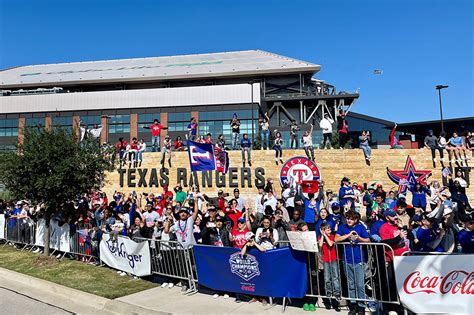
[111,112,473,170]
[1,164,473,313]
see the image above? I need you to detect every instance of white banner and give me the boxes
[286,231,319,253]
[0,214,5,239]
[35,218,45,246]
[99,233,151,276]
[394,255,474,314]
[59,223,70,252]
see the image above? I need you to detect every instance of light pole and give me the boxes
[435,85,448,133]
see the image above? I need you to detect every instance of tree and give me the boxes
[0,127,116,255]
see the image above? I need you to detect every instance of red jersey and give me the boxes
[150,124,163,136]
[130,142,139,150]
[116,140,127,151]
[205,137,213,144]
[319,234,337,263]
[174,140,183,150]
[224,208,243,233]
[379,223,409,262]
[233,228,250,248]
[218,197,226,211]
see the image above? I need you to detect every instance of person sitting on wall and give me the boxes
[359,130,371,161]
[137,138,146,167]
[173,136,185,151]
[389,123,403,149]
[424,129,444,164]
[302,124,315,161]
[205,133,213,144]
[116,137,128,167]
[128,137,139,168]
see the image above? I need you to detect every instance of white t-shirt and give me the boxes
[319,118,333,134]
[139,142,147,152]
[143,211,161,227]
[88,126,103,139]
[303,135,313,147]
[170,217,195,248]
[236,197,246,211]
[255,194,265,214]
[255,227,279,250]
[260,121,269,131]
[263,195,277,211]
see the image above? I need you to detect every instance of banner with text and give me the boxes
[0,214,5,239]
[394,255,474,314]
[194,245,308,298]
[99,233,151,276]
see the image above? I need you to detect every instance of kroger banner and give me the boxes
[194,245,308,298]
[394,255,474,314]
[0,214,5,239]
[99,233,151,276]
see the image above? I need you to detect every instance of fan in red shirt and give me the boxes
[205,133,213,144]
[224,199,243,232]
[231,216,251,248]
[142,119,168,152]
[379,209,409,261]
[162,185,173,202]
[116,137,128,165]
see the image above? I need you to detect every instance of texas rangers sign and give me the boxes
[280,157,321,190]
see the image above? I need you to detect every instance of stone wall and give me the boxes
[103,149,473,204]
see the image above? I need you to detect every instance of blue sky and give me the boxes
[0,0,472,122]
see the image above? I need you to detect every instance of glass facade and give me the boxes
[0,118,18,137]
[346,116,394,146]
[109,115,130,134]
[25,117,45,127]
[80,115,102,126]
[52,115,73,132]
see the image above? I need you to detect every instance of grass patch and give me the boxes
[0,245,157,299]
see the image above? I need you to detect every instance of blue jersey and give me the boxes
[339,186,355,209]
[458,229,474,254]
[336,223,369,264]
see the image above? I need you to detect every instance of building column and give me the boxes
[130,113,138,140]
[160,112,169,146]
[73,116,81,138]
[101,116,109,144]
[45,116,52,130]
[18,117,25,145]
[191,111,199,135]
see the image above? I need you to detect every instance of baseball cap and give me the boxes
[384,209,397,217]
[342,177,350,182]
[368,186,375,190]
[237,217,246,223]
[245,232,255,241]
[234,188,240,193]
[331,202,340,209]
[216,216,225,222]
[218,189,224,195]
[178,207,188,213]
[208,206,217,212]
[412,214,422,222]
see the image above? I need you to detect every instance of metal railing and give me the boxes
[133,236,198,293]
[3,218,36,250]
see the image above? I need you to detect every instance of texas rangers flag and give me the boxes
[187,141,216,172]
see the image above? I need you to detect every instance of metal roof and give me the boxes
[0,50,320,88]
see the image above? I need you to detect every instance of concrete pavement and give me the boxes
[0,287,71,315]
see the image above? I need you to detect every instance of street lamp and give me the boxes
[435,85,448,133]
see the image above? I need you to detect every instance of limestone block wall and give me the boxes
[103,149,473,204]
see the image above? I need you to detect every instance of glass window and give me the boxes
[138,113,160,132]
[0,118,18,137]
[52,116,73,132]
[25,117,45,127]
[80,115,102,126]
[109,114,130,134]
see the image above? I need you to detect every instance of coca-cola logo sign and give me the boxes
[403,270,474,295]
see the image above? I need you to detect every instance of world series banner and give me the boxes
[394,255,474,314]
[99,233,151,276]
[193,245,308,298]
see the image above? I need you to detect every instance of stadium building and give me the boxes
[0,50,396,151]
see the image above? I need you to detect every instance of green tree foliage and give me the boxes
[0,127,116,254]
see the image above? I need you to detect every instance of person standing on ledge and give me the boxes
[290,120,300,149]
[240,133,252,167]
[319,113,334,149]
[337,110,349,149]
[142,119,167,152]
[230,113,241,150]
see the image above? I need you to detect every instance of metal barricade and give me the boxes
[4,218,36,250]
[133,237,198,293]
[68,223,100,262]
[305,242,400,309]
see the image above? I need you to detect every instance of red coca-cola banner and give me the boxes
[394,255,474,314]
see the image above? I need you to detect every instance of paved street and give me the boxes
[0,287,72,315]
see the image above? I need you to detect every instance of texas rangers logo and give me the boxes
[229,252,260,281]
[280,156,321,189]
[189,145,212,164]
[387,156,432,194]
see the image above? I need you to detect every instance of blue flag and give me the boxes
[194,246,308,298]
[187,141,216,172]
